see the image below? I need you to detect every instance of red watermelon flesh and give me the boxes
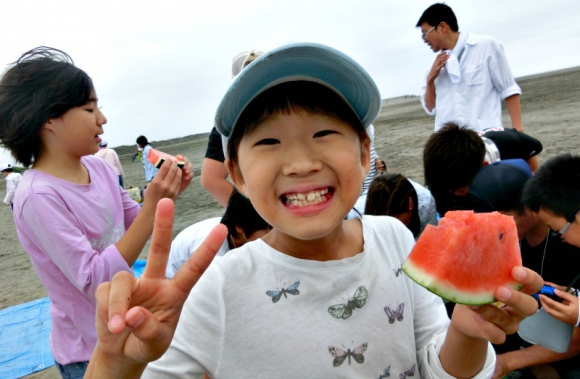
[147,148,185,169]
[402,210,522,305]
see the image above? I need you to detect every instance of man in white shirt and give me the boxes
[416,3,523,133]
[1,162,22,210]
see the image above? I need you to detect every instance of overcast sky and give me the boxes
[1,0,579,164]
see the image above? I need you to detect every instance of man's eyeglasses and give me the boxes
[550,209,579,239]
[421,25,437,41]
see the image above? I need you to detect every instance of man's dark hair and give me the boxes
[0,47,95,166]
[221,188,270,239]
[423,122,485,194]
[522,153,580,221]
[416,3,459,32]
[365,173,421,238]
[136,135,149,147]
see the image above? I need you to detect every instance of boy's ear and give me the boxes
[225,158,248,196]
[361,139,371,175]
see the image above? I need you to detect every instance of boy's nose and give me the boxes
[282,149,322,176]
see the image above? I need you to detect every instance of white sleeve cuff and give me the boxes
[424,332,496,379]
[500,85,522,100]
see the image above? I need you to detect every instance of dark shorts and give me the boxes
[55,361,88,379]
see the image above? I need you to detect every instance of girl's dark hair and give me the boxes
[226,81,370,164]
[0,47,95,166]
[365,173,421,238]
[136,135,149,147]
[220,188,271,239]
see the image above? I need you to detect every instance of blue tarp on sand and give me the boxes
[0,296,55,378]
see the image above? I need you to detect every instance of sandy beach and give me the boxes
[2,66,580,378]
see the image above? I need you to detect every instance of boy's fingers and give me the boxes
[554,288,576,301]
[106,271,138,333]
[173,224,228,294]
[143,198,174,279]
[494,285,539,320]
[511,266,543,295]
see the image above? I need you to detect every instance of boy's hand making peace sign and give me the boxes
[86,198,227,378]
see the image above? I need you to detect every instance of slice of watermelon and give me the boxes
[147,148,185,169]
[402,210,523,305]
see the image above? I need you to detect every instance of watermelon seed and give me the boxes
[499,233,504,240]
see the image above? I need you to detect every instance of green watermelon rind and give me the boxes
[401,259,524,306]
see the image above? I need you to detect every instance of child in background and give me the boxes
[136,135,159,182]
[522,153,580,329]
[423,122,535,215]
[0,47,193,378]
[364,173,437,239]
[1,162,22,209]
[86,43,542,379]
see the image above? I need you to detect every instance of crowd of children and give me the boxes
[0,3,578,379]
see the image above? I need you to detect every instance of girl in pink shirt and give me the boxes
[0,47,193,378]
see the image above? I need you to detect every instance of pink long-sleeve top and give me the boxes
[12,156,141,364]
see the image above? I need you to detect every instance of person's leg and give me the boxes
[119,175,124,188]
[55,361,88,379]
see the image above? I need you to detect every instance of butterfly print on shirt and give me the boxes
[265,281,300,303]
[328,342,368,367]
[384,302,404,324]
[393,267,403,277]
[399,364,415,379]
[328,286,368,319]
[376,364,391,378]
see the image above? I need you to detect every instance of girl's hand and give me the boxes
[145,159,185,203]
[451,267,543,344]
[175,154,194,195]
[540,289,579,326]
[87,199,227,377]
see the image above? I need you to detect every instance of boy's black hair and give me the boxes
[136,135,149,147]
[522,153,580,221]
[0,47,95,166]
[227,81,370,164]
[220,188,271,239]
[423,122,485,195]
[1,167,14,173]
[364,173,421,237]
[416,3,459,31]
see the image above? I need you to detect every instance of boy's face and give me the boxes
[537,208,580,247]
[228,111,370,244]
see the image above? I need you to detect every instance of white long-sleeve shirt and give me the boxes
[3,172,22,205]
[421,33,521,132]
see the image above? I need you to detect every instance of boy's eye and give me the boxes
[314,130,337,138]
[255,138,279,146]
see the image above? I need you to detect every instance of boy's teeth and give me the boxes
[284,189,329,207]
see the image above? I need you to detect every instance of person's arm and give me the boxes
[493,327,580,379]
[438,267,543,377]
[504,95,523,132]
[423,52,449,113]
[85,199,228,378]
[200,157,234,207]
